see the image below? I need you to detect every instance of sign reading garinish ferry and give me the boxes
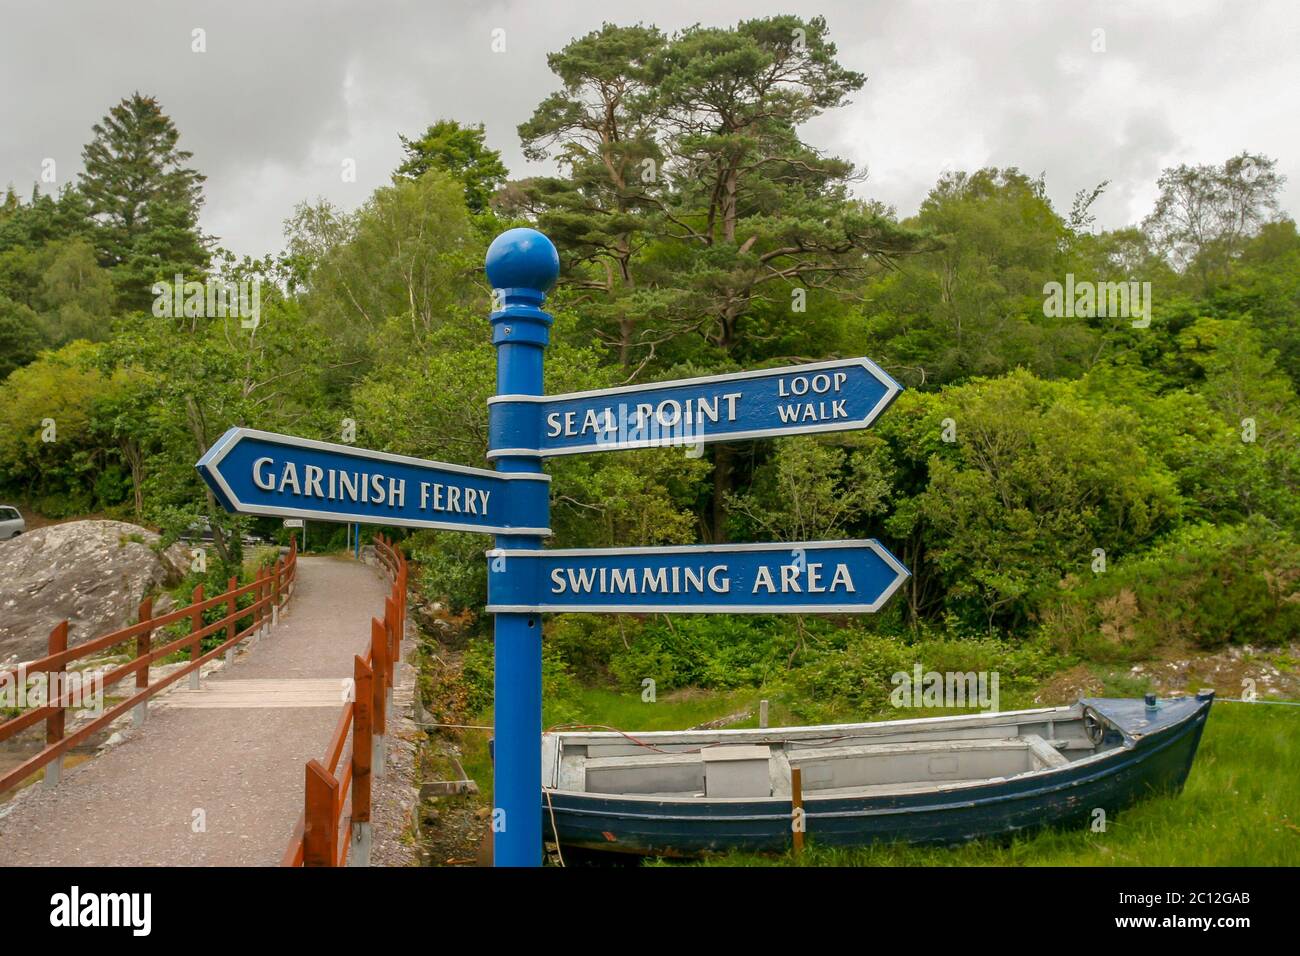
[196,427,550,535]
[487,358,902,459]
[485,540,910,614]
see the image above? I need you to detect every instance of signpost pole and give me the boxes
[486,228,559,867]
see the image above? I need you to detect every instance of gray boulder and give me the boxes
[0,520,190,665]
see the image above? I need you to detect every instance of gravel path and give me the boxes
[0,556,389,866]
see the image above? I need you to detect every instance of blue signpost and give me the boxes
[197,226,910,868]
[483,227,560,867]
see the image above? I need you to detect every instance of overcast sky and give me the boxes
[2,0,1296,259]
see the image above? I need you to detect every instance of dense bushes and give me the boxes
[408,530,488,616]
[460,635,580,725]
[1040,519,1300,660]
[452,612,1066,725]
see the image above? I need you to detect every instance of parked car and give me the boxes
[178,517,264,548]
[0,505,25,540]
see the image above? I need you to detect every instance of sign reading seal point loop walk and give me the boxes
[487,357,902,459]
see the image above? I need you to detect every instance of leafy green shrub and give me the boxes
[1039,519,1300,660]
[461,637,494,714]
[92,463,130,507]
[607,615,797,692]
[408,530,487,617]
[460,635,582,726]
[783,632,914,721]
[546,614,627,678]
[782,629,1064,722]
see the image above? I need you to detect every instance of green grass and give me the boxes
[682,701,1300,867]
[459,686,765,801]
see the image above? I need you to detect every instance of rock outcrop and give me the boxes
[0,520,190,664]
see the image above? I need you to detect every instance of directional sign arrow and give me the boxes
[196,427,550,535]
[485,539,910,614]
[487,357,903,459]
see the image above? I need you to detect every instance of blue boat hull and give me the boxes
[542,697,1211,857]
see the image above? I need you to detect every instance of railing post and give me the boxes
[43,620,68,789]
[134,598,152,729]
[397,560,407,637]
[302,759,339,867]
[272,558,282,626]
[260,567,270,634]
[385,595,398,717]
[792,766,805,857]
[370,617,388,777]
[254,567,265,636]
[349,655,373,867]
[224,575,238,665]
[189,583,204,690]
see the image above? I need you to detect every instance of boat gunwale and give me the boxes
[547,702,1078,749]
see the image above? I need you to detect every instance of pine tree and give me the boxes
[395,120,508,213]
[80,93,210,310]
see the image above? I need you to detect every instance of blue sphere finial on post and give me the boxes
[485,227,560,294]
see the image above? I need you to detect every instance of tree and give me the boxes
[726,435,891,540]
[96,273,338,570]
[1142,152,1285,292]
[515,23,667,367]
[36,238,116,344]
[518,16,927,539]
[0,341,119,514]
[80,93,210,309]
[1204,220,1300,389]
[865,168,1082,387]
[285,170,481,384]
[908,371,1183,632]
[396,120,509,214]
[0,296,42,379]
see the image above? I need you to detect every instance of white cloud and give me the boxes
[2,0,1295,257]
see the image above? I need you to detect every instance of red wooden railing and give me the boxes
[0,538,299,795]
[281,532,407,867]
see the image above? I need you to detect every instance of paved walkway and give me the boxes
[0,556,389,866]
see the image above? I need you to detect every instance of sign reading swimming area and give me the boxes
[196,427,550,535]
[485,540,910,614]
[487,357,902,459]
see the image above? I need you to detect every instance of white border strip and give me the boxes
[206,427,550,481]
[487,357,899,405]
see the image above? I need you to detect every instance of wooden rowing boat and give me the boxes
[540,693,1213,857]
